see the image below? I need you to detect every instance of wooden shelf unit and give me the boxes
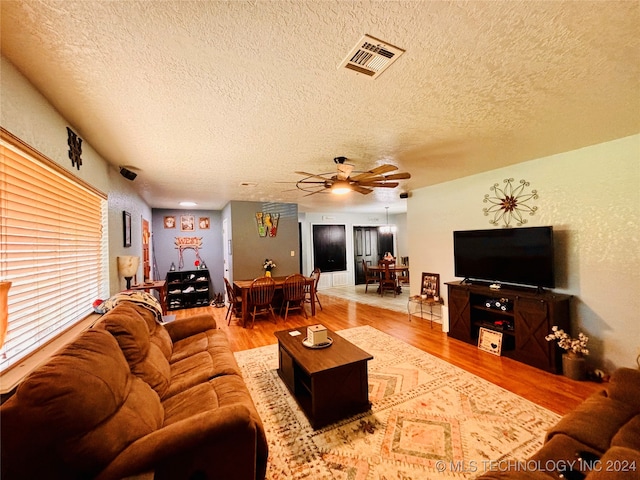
[446,281,571,373]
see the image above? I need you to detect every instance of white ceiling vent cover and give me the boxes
[339,34,405,79]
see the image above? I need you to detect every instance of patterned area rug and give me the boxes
[234,326,559,479]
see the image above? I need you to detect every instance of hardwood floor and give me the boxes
[174,292,602,416]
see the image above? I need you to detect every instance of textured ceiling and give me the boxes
[2,1,639,213]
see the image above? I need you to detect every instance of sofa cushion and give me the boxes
[586,446,640,480]
[606,368,640,411]
[612,414,640,451]
[162,374,269,480]
[135,302,174,360]
[171,328,241,375]
[546,391,638,453]
[96,303,171,398]
[1,329,163,479]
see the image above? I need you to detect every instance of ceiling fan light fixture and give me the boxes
[331,180,352,195]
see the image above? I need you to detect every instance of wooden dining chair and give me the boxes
[224,277,242,325]
[399,256,410,286]
[362,259,380,293]
[305,268,323,311]
[379,260,398,297]
[280,274,308,321]
[248,276,277,328]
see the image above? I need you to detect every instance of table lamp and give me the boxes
[117,256,140,290]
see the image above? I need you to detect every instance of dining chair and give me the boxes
[399,256,410,285]
[379,260,398,297]
[362,259,380,293]
[306,268,323,311]
[248,276,277,328]
[280,274,308,321]
[224,277,242,325]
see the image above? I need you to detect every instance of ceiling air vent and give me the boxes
[338,34,405,79]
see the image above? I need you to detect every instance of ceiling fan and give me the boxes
[294,157,411,196]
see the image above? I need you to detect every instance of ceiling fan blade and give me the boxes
[351,185,373,195]
[368,164,398,175]
[303,189,328,197]
[357,181,400,188]
[350,165,397,182]
[382,172,411,180]
[295,171,330,182]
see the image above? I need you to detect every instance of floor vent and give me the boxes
[338,34,405,79]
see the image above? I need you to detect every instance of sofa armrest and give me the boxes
[163,314,217,342]
[96,404,258,480]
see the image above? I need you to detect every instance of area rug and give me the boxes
[234,326,559,479]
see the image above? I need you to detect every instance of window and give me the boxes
[0,130,108,372]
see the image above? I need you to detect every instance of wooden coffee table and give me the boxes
[275,327,373,429]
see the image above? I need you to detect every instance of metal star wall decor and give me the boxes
[483,178,539,227]
[66,127,83,170]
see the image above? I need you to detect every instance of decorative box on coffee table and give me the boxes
[274,327,373,429]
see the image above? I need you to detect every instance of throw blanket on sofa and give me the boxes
[99,291,163,322]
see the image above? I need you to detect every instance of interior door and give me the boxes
[354,227,380,284]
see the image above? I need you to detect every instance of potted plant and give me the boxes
[545,326,589,380]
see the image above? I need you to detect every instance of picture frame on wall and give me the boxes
[199,217,210,229]
[421,272,440,298]
[180,215,195,232]
[123,211,132,247]
[163,216,176,229]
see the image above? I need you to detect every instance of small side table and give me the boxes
[130,280,168,315]
[407,295,443,328]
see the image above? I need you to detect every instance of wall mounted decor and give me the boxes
[163,216,176,229]
[123,211,132,247]
[66,127,83,170]
[180,215,195,232]
[174,237,203,270]
[199,217,210,229]
[255,212,280,237]
[483,178,538,228]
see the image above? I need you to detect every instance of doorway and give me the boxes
[353,227,394,284]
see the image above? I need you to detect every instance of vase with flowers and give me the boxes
[545,326,589,380]
[263,259,276,277]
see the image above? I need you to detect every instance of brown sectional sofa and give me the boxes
[478,367,640,480]
[1,301,268,480]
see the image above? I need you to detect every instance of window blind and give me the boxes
[0,132,108,372]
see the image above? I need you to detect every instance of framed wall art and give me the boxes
[199,217,210,229]
[123,211,132,247]
[163,216,176,229]
[180,215,195,232]
[421,272,440,298]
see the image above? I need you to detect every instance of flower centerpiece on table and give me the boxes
[545,326,589,357]
[263,259,276,276]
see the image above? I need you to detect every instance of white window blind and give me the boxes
[0,131,108,372]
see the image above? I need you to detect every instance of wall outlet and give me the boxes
[290,250,295,257]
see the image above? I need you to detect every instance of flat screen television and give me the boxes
[453,226,555,288]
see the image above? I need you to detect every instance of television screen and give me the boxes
[453,226,555,288]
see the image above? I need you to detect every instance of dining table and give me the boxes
[366,264,409,294]
[233,275,316,327]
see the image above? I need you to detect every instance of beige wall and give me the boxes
[408,135,640,370]
[1,56,152,295]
